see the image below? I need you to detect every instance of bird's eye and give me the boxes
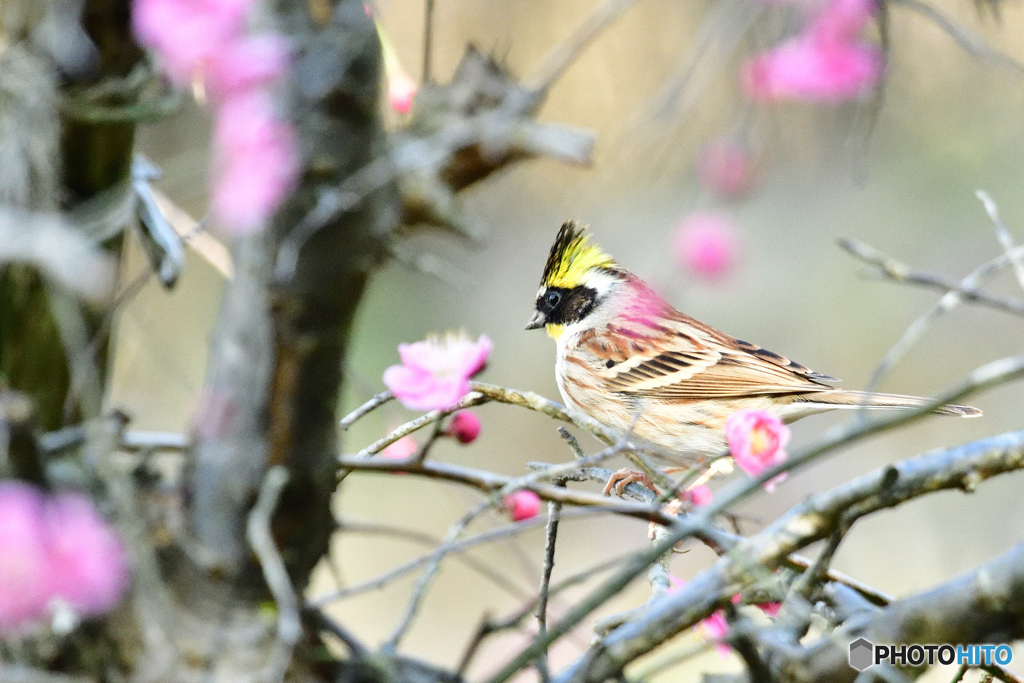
[544,291,562,308]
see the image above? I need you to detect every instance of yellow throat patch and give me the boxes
[541,221,615,290]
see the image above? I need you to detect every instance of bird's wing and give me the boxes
[580,313,837,400]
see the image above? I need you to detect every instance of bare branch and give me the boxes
[536,494,564,683]
[384,500,492,652]
[838,237,1024,317]
[976,190,1024,294]
[340,390,394,431]
[247,467,300,683]
[864,247,1024,393]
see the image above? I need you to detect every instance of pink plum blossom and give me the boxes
[205,34,291,100]
[504,490,541,521]
[383,332,492,412]
[132,0,254,84]
[696,140,756,199]
[0,483,50,632]
[725,409,791,491]
[686,484,713,507]
[211,91,300,234]
[672,212,740,280]
[44,492,130,618]
[447,411,481,444]
[758,602,782,618]
[743,39,882,102]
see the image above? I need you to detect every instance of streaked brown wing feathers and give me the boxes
[581,312,835,400]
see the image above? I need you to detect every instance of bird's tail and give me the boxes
[800,390,982,417]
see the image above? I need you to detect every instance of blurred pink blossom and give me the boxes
[743,39,882,102]
[383,332,492,412]
[667,577,737,658]
[211,91,300,234]
[504,490,541,521]
[448,411,481,444]
[696,141,756,198]
[0,483,130,633]
[811,0,878,45]
[699,610,732,657]
[44,492,130,618]
[388,71,417,115]
[132,0,254,84]
[758,602,782,618]
[380,436,418,460]
[686,484,713,507]
[206,34,291,99]
[725,409,791,491]
[0,483,50,632]
[672,212,740,280]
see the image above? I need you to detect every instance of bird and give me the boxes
[526,221,981,470]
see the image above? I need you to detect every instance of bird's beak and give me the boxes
[525,311,546,330]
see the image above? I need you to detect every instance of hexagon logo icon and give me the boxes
[849,638,874,671]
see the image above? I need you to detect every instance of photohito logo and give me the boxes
[848,638,1014,671]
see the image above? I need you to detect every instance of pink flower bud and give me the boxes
[725,409,791,492]
[447,411,481,444]
[504,490,541,522]
[686,484,713,507]
[696,141,756,199]
[388,71,417,114]
[672,212,740,280]
[758,602,782,618]
[44,492,129,618]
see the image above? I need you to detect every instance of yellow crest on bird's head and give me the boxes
[540,221,615,289]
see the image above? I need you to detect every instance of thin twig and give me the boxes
[422,0,435,83]
[976,190,1024,294]
[303,606,366,658]
[384,500,493,652]
[310,508,614,608]
[522,0,637,96]
[889,0,1024,79]
[535,494,564,683]
[337,520,533,602]
[864,244,1024,393]
[839,237,1024,317]
[247,467,300,683]
[340,390,394,431]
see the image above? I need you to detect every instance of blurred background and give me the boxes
[109,0,1024,679]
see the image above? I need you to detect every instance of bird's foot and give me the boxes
[602,468,657,497]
